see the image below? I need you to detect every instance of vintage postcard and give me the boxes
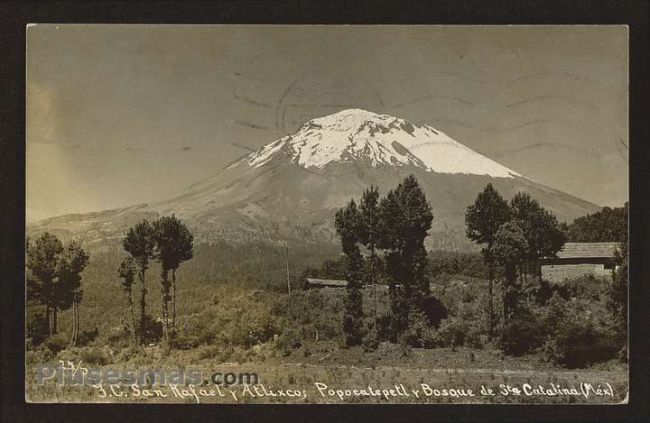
[25,25,628,404]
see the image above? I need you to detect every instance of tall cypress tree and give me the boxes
[335,200,364,346]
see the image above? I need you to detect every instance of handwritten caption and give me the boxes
[91,381,614,403]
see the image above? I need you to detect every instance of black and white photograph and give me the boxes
[24,24,629,404]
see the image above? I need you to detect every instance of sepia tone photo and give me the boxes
[25,25,628,404]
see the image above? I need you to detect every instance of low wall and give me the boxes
[541,262,610,283]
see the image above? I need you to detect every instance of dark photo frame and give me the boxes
[1,1,648,422]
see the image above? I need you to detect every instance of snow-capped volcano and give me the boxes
[231,109,519,178]
[30,108,600,251]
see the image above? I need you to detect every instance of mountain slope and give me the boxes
[29,109,600,251]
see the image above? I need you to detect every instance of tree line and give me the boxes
[465,184,566,337]
[562,203,628,242]
[26,214,194,349]
[333,177,576,348]
[335,175,438,347]
[26,234,89,346]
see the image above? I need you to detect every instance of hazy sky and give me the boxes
[27,25,628,222]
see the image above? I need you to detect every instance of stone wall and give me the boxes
[541,262,610,283]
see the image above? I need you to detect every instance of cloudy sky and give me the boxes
[27,25,628,222]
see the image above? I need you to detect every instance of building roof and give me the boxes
[305,278,348,287]
[555,242,620,259]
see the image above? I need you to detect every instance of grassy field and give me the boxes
[26,342,627,404]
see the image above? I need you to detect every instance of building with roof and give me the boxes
[305,278,349,289]
[304,278,393,290]
[540,242,621,283]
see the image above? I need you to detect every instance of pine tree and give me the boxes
[465,183,511,337]
[26,232,64,336]
[510,192,565,279]
[152,215,194,341]
[118,257,139,344]
[379,175,433,339]
[358,185,381,325]
[26,234,89,344]
[122,220,156,334]
[335,200,364,346]
[56,241,89,347]
[492,222,528,319]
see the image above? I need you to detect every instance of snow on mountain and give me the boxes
[230,109,520,178]
[29,108,600,251]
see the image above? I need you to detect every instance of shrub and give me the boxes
[139,315,163,345]
[277,327,302,356]
[78,328,99,346]
[225,320,276,348]
[114,346,140,363]
[176,313,218,349]
[197,345,222,360]
[80,347,111,366]
[403,309,436,348]
[554,276,607,302]
[421,295,448,328]
[106,324,133,349]
[362,324,379,352]
[434,291,490,349]
[541,292,570,329]
[522,277,554,306]
[284,290,345,342]
[435,316,468,347]
[544,320,619,368]
[44,333,69,355]
[397,337,412,357]
[498,309,547,356]
[173,331,201,350]
[465,326,488,349]
[26,346,54,366]
[214,303,277,348]
[376,312,393,342]
[26,312,48,347]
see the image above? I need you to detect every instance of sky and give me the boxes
[26,25,628,222]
